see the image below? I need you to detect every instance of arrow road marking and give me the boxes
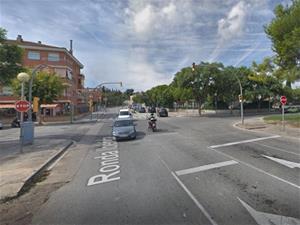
[262,155,300,169]
[238,198,300,225]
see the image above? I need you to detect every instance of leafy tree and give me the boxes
[11,71,64,103]
[265,1,300,86]
[0,27,24,86]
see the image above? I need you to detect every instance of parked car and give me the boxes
[158,108,168,117]
[139,107,146,113]
[112,118,136,141]
[118,109,132,119]
[0,121,3,130]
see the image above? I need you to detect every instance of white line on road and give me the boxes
[208,147,300,190]
[155,153,219,225]
[253,142,300,156]
[209,135,280,149]
[176,160,238,176]
[171,172,219,225]
[262,155,300,169]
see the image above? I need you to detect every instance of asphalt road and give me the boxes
[31,110,300,225]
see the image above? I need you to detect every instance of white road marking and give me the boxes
[87,137,120,186]
[208,147,300,190]
[209,135,280,149]
[171,172,219,225]
[238,197,300,225]
[175,160,238,176]
[253,142,300,156]
[155,153,219,225]
[262,155,300,169]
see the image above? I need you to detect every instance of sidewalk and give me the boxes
[234,116,300,139]
[0,138,73,202]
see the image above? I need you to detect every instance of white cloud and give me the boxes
[218,1,246,41]
[209,1,247,62]
[133,4,154,34]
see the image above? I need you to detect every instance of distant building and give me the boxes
[0,35,88,115]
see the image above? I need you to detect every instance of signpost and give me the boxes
[280,96,287,131]
[15,100,30,112]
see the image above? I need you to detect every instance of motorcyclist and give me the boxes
[148,113,157,128]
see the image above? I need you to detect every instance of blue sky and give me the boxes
[0,0,291,91]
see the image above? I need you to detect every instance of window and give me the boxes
[48,53,59,61]
[66,70,73,80]
[28,51,40,60]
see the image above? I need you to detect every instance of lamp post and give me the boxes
[28,64,48,121]
[214,92,217,112]
[17,72,30,153]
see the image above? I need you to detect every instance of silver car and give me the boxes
[112,118,136,141]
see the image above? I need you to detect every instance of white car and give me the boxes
[118,109,132,119]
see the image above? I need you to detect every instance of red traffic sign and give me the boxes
[15,100,30,112]
[280,96,287,105]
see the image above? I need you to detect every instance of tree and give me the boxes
[0,27,24,86]
[11,71,64,104]
[265,1,300,86]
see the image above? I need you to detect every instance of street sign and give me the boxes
[280,96,287,105]
[15,100,30,112]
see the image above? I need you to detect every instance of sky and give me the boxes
[0,0,291,91]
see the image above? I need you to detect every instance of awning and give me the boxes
[0,104,16,109]
[40,104,58,108]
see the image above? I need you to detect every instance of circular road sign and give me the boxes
[15,100,30,112]
[280,96,287,105]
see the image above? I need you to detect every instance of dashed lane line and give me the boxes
[175,160,238,176]
[209,135,280,149]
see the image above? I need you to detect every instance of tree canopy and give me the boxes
[0,27,24,86]
[11,71,64,104]
[265,0,300,86]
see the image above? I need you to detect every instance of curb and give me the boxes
[17,140,74,197]
[232,120,300,142]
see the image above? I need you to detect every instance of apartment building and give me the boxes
[0,35,87,115]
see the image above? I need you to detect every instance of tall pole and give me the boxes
[28,64,47,121]
[233,73,244,125]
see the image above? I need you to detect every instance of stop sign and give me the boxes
[280,96,287,105]
[15,100,30,112]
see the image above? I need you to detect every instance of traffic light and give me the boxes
[238,95,243,102]
[192,62,196,71]
[33,97,40,112]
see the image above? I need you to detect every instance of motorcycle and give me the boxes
[148,118,157,132]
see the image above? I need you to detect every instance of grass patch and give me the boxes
[264,113,300,127]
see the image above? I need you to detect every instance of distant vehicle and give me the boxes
[118,109,132,119]
[158,108,168,117]
[112,118,136,141]
[148,106,156,113]
[285,105,300,113]
[139,107,146,113]
[0,121,3,130]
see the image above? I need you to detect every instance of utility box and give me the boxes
[21,121,34,145]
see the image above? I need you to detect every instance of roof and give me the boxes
[5,39,65,49]
[119,109,129,112]
[5,39,84,69]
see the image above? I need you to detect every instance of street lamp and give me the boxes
[17,72,30,122]
[214,92,217,112]
[17,72,30,153]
